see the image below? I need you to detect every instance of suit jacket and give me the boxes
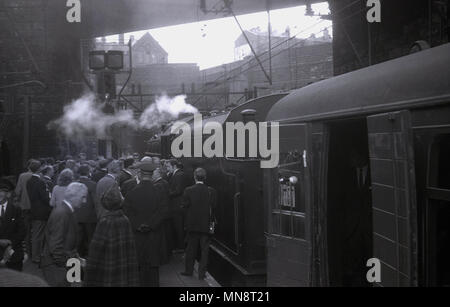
[92,169,107,183]
[40,202,78,267]
[42,176,55,195]
[118,169,133,188]
[120,177,137,199]
[182,183,217,234]
[27,175,51,221]
[153,178,170,220]
[168,170,191,214]
[15,171,32,210]
[75,177,97,223]
[95,174,117,220]
[123,180,168,266]
[0,199,25,264]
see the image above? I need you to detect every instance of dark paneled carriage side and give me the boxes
[264,43,450,286]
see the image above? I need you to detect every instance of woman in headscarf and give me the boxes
[84,184,139,287]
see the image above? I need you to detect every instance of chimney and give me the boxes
[241,109,257,123]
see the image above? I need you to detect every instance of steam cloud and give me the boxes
[48,93,198,138]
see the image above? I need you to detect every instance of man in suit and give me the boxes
[0,179,26,271]
[41,165,55,194]
[168,160,190,251]
[123,162,167,287]
[181,168,217,280]
[91,159,110,183]
[95,160,121,220]
[75,165,97,257]
[26,160,52,263]
[41,182,88,287]
[15,160,33,257]
[121,175,138,199]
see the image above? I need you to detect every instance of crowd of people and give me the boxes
[0,153,217,287]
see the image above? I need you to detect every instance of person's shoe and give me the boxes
[180,272,193,277]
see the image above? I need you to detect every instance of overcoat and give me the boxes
[123,180,167,266]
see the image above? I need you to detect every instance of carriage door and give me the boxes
[266,123,312,286]
[367,110,418,286]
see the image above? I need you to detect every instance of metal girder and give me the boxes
[54,0,323,38]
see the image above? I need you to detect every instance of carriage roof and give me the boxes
[266,43,450,123]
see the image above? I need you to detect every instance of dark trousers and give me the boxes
[171,214,185,250]
[159,219,172,265]
[31,220,46,263]
[139,265,159,287]
[77,223,96,257]
[22,209,32,256]
[185,232,210,278]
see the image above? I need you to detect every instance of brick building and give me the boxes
[197,31,333,111]
[132,32,168,66]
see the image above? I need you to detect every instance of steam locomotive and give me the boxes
[149,43,450,286]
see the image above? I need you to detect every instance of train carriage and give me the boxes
[263,43,450,286]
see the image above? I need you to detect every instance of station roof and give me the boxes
[75,0,323,38]
[266,43,450,123]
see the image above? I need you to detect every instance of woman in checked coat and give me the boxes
[84,184,139,287]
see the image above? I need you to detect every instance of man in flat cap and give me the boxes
[0,178,26,271]
[118,158,135,189]
[95,160,121,220]
[123,161,168,287]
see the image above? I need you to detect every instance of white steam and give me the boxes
[139,95,197,129]
[48,93,198,138]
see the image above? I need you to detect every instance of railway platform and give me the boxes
[22,252,220,287]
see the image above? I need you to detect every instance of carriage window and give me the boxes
[271,125,306,239]
[429,134,450,189]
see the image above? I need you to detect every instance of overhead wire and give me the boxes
[191,0,363,105]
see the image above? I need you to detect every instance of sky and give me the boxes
[103,2,331,70]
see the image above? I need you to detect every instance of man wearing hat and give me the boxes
[0,178,25,271]
[95,160,121,220]
[123,161,168,287]
[118,158,135,188]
